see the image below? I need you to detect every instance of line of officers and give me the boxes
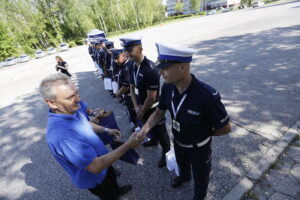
[87,36,232,200]
[88,37,169,167]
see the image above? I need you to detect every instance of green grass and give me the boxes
[245,191,260,200]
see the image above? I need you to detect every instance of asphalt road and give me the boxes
[0,1,299,199]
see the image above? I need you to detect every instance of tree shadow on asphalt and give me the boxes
[188,24,300,199]
[0,24,299,200]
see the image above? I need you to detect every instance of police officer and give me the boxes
[94,37,108,78]
[104,41,115,78]
[88,39,99,72]
[119,36,171,167]
[110,49,138,130]
[137,43,232,200]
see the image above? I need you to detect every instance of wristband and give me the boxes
[104,128,109,134]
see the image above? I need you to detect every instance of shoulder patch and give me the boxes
[199,80,220,99]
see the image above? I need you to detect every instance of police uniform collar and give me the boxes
[134,56,146,67]
[173,74,196,97]
[48,109,78,120]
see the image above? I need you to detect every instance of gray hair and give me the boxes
[39,74,72,100]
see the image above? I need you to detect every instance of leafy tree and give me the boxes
[190,0,201,12]
[175,2,184,15]
[0,22,17,60]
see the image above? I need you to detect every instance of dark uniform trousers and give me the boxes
[124,94,137,126]
[88,166,119,200]
[143,108,170,155]
[174,141,212,200]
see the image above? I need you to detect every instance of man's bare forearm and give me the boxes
[141,97,155,114]
[86,141,132,174]
[130,84,139,108]
[140,109,165,134]
[118,86,129,95]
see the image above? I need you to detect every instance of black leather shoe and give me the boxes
[193,195,206,200]
[117,184,132,196]
[171,176,191,188]
[158,156,166,168]
[142,140,158,147]
[114,168,121,177]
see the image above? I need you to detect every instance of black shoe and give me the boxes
[193,195,206,200]
[131,127,137,133]
[114,169,121,177]
[119,99,124,103]
[117,184,132,196]
[171,176,191,188]
[142,140,158,147]
[112,94,116,98]
[158,156,166,168]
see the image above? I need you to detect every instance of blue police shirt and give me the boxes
[129,56,160,105]
[105,49,112,70]
[119,59,133,90]
[158,74,230,144]
[96,48,106,68]
[46,101,108,189]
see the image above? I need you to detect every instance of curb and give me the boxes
[222,120,300,200]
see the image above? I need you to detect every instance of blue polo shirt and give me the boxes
[46,101,108,189]
[158,74,230,144]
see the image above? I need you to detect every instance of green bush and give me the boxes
[69,41,76,48]
[74,39,84,45]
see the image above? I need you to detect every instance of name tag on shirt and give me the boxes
[172,120,180,132]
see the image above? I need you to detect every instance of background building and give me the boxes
[162,0,241,16]
[162,0,192,16]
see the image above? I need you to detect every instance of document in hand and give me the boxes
[166,149,180,176]
[97,111,119,144]
[104,78,112,90]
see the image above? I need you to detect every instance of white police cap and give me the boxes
[87,29,106,39]
[155,42,197,69]
[119,36,142,51]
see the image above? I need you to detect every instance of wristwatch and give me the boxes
[104,128,109,134]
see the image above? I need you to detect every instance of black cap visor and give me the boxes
[123,45,136,52]
[155,60,180,69]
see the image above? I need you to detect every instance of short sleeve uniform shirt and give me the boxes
[129,57,160,105]
[158,74,230,144]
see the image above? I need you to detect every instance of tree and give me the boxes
[175,2,184,15]
[0,22,17,60]
[190,0,201,12]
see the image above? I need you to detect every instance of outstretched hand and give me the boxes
[107,129,121,141]
[127,132,144,148]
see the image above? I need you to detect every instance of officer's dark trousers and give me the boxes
[144,108,170,155]
[88,166,119,200]
[124,95,137,126]
[174,142,212,200]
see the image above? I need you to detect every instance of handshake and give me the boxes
[125,127,149,149]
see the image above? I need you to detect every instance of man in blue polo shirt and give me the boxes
[39,74,143,200]
[137,43,232,200]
